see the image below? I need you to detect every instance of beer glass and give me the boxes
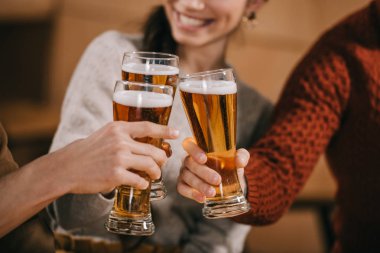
[122,51,179,201]
[105,81,173,235]
[179,69,250,219]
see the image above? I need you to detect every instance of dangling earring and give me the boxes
[242,12,258,29]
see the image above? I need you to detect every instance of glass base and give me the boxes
[150,180,167,201]
[105,211,155,236]
[202,193,250,219]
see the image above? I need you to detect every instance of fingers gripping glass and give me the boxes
[122,51,179,201]
[179,69,250,219]
[105,81,174,235]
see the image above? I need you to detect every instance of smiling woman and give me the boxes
[48,0,273,252]
[163,0,257,47]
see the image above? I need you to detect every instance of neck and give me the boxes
[177,38,229,74]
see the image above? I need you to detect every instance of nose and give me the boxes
[178,0,205,10]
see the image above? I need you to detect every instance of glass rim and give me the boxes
[181,68,234,80]
[114,80,173,92]
[123,51,179,61]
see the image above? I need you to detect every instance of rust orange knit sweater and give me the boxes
[236,2,380,252]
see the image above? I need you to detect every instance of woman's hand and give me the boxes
[177,137,250,203]
[45,121,179,194]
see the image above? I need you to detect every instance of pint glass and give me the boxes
[122,51,179,201]
[105,81,173,235]
[179,69,250,219]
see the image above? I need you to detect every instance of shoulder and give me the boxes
[84,30,142,56]
[237,79,272,109]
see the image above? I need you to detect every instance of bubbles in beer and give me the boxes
[180,80,240,200]
[122,63,179,89]
[113,90,173,108]
[122,63,179,76]
[179,80,237,95]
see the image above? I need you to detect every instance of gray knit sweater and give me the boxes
[47,31,273,253]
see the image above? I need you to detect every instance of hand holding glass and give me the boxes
[179,68,250,219]
[122,51,179,201]
[105,81,173,235]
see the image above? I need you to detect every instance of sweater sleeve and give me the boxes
[236,39,351,225]
[47,31,137,231]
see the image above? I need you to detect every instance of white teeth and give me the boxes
[179,14,205,26]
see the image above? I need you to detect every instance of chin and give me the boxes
[173,32,210,48]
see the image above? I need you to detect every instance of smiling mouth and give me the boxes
[176,11,213,28]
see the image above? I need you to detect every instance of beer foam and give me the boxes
[122,63,179,75]
[113,90,173,108]
[179,81,237,95]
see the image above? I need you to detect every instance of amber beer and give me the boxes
[180,70,250,219]
[122,52,179,201]
[105,82,173,235]
[112,90,172,215]
[180,81,241,198]
[122,62,179,90]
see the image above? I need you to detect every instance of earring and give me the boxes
[242,12,258,28]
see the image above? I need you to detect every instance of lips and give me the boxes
[179,13,206,26]
[175,11,213,29]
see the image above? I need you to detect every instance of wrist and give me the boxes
[25,152,71,200]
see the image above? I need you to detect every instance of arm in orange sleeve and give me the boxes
[236,41,351,225]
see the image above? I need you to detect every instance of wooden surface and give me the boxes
[0,0,57,21]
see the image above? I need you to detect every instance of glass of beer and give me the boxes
[105,80,173,235]
[179,68,250,219]
[122,51,179,201]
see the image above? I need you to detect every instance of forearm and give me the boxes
[235,45,350,225]
[0,154,68,237]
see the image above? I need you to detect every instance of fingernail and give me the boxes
[237,156,245,166]
[211,174,221,185]
[170,128,180,137]
[141,180,149,189]
[206,187,216,197]
[198,153,207,163]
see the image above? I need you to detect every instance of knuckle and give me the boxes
[157,148,167,162]
[183,156,191,166]
[108,123,121,136]
[112,152,126,167]
[149,146,166,164]
[112,141,126,152]
[141,121,153,132]
[109,167,123,181]
[144,157,156,168]
[202,184,211,194]
[176,181,186,194]
[182,169,193,184]
[114,149,125,159]
[147,163,160,178]
[134,178,144,189]
[186,158,198,172]
[184,156,196,169]
[138,178,149,189]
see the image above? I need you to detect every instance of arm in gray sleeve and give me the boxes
[47,31,137,231]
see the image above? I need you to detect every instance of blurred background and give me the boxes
[0,0,371,252]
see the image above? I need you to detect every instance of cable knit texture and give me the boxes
[236,2,380,252]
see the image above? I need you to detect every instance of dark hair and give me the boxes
[142,6,177,54]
